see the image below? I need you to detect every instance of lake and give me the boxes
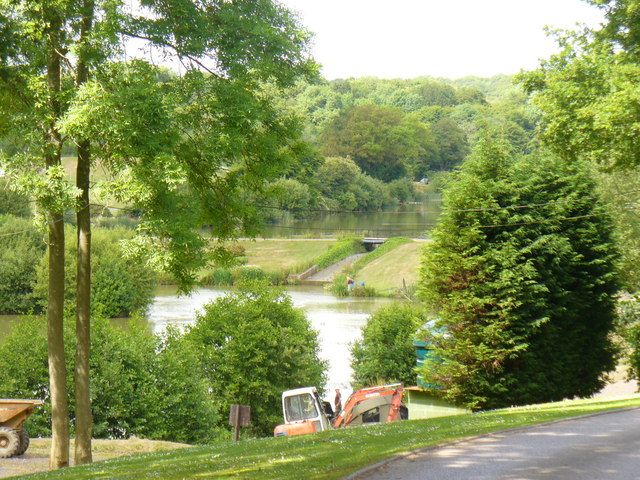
[260,198,442,238]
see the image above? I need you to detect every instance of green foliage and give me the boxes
[184,283,326,436]
[351,304,424,388]
[314,157,391,211]
[596,167,640,291]
[387,178,416,203]
[0,316,219,443]
[518,24,640,169]
[320,105,437,181]
[615,295,640,383]
[419,136,619,409]
[315,236,365,270]
[0,215,45,314]
[33,228,156,317]
[265,178,314,219]
[0,179,31,217]
[0,0,317,292]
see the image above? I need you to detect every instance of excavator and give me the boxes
[273,384,406,437]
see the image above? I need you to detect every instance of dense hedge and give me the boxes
[350,303,424,388]
[0,316,220,443]
[0,215,45,314]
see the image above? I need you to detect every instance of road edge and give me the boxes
[343,405,640,480]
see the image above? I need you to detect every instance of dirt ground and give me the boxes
[0,437,187,479]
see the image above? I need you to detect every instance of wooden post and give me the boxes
[229,405,250,442]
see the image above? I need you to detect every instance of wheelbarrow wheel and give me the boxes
[16,428,29,456]
[0,427,20,458]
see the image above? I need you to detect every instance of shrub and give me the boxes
[200,267,234,286]
[0,316,219,443]
[33,227,156,317]
[387,178,416,203]
[184,282,326,436]
[351,303,424,388]
[0,215,46,314]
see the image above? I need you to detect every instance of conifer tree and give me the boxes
[419,136,618,409]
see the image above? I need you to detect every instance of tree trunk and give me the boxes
[74,0,95,464]
[46,20,70,470]
[74,140,92,465]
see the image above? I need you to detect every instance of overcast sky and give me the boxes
[280,0,604,79]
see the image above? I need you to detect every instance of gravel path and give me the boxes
[362,408,640,480]
[306,253,366,282]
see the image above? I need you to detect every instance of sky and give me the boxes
[280,0,605,80]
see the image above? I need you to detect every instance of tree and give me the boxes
[351,304,424,388]
[419,137,619,409]
[184,283,326,436]
[1,0,314,467]
[320,104,436,181]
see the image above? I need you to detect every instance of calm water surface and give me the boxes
[261,200,442,238]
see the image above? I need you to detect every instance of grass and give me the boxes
[17,396,640,480]
[357,241,425,293]
[239,239,336,274]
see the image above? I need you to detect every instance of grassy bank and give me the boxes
[330,238,427,297]
[199,238,365,287]
[18,396,640,480]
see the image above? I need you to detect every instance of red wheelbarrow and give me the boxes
[0,399,43,458]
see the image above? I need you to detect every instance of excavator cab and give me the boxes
[274,387,332,437]
[274,384,406,437]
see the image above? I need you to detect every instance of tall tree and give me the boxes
[320,104,436,181]
[419,136,618,409]
[0,0,314,468]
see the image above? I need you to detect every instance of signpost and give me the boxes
[229,404,251,441]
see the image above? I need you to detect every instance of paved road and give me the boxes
[306,253,366,283]
[363,408,640,480]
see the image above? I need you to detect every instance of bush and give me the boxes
[387,178,416,203]
[351,303,424,388]
[184,282,326,436]
[419,138,619,409]
[0,215,46,314]
[33,227,156,317]
[0,316,219,443]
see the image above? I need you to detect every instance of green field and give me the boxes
[18,396,640,480]
[357,241,426,293]
[239,239,336,274]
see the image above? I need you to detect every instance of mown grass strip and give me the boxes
[19,396,640,480]
[350,237,412,272]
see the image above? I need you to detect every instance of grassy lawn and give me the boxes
[239,239,336,274]
[18,396,640,480]
[357,241,425,293]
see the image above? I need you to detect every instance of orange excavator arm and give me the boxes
[332,384,404,429]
